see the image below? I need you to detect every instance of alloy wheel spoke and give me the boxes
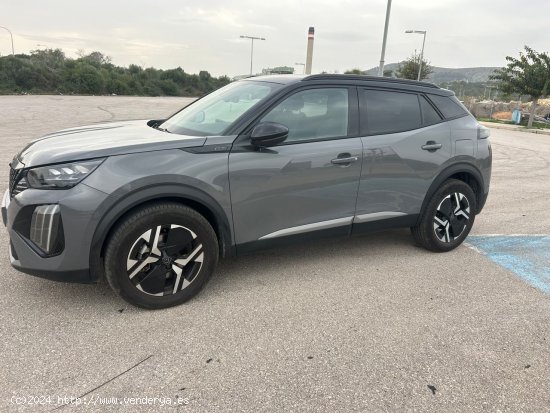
[171,264,192,294]
[148,225,162,256]
[434,216,448,227]
[455,209,470,220]
[128,254,159,279]
[126,229,152,269]
[443,223,451,242]
[453,192,462,212]
[174,244,203,267]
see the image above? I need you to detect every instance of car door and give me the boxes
[228,86,363,250]
[354,88,451,232]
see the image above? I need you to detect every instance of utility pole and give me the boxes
[378,0,392,77]
[0,26,15,56]
[240,35,265,76]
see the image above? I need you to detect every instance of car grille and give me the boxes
[9,167,28,198]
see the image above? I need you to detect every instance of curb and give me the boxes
[478,121,550,136]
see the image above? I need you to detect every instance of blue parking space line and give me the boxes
[466,235,550,295]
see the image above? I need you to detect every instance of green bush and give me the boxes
[0,49,230,97]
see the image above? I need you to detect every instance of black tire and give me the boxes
[104,203,218,309]
[411,179,476,252]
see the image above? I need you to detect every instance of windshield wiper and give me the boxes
[155,126,171,133]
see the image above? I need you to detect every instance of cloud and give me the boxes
[2,0,550,76]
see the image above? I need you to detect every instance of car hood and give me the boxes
[15,120,207,168]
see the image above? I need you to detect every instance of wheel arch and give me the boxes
[89,184,234,282]
[418,163,485,225]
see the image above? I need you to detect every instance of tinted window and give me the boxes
[420,95,442,125]
[428,95,467,119]
[261,88,349,142]
[364,90,421,135]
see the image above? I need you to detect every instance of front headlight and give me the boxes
[26,159,105,189]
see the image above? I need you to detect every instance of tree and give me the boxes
[67,63,104,94]
[396,53,433,81]
[491,46,550,128]
[344,68,364,75]
[0,48,230,96]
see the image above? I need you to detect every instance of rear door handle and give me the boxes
[421,141,443,152]
[331,155,359,165]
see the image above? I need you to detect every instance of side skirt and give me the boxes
[236,214,419,255]
[237,226,350,255]
[351,214,419,236]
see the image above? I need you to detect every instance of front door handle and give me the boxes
[421,141,443,152]
[331,154,359,165]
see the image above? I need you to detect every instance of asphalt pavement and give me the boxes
[0,95,549,413]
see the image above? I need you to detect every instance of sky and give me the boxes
[1,0,549,77]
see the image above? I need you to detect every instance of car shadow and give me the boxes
[8,228,419,311]
[206,228,419,293]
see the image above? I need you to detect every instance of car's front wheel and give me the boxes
[411,179,476,252]
[104,203,218,309]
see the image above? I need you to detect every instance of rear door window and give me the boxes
[363,90,422,135]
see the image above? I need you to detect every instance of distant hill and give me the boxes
[364,63,498,84]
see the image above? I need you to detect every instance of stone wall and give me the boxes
[467,100,550,118]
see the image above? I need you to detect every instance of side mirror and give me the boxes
[147,119,166,128]
[250,122,289,147]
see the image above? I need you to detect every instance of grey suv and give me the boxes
[2,75,491,308]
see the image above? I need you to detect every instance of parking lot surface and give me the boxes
[1,95,549,412]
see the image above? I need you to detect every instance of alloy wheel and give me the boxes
[126,224,204,296]
[432,192,471,243]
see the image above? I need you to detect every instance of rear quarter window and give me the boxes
[428,95,468,119]
[419,95,442,126]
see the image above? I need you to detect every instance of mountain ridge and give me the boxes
[364,64,499,84]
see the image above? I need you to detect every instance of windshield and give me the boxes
[160,81,278,136]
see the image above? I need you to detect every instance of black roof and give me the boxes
[242,73,447,94]
[302,74,439,89]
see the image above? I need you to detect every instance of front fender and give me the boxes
[83,150,233,281]
[87,182,234,281]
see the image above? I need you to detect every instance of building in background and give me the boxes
[261,66,295,75]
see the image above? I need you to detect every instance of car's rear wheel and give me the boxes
[411,179,476,252]
[104,203,218,309]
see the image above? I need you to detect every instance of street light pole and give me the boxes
[0,25,15,56]
[378,0,392,77]
[405,30,427,81]
[418,31,426,81]
[295,62,305,74]
[240,35,265,76]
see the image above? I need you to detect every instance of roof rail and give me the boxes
[302,74,439,89]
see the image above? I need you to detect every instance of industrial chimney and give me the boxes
[305,27,314,74]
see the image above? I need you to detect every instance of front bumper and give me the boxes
[2,183,109,283]
[1,189,9,226]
